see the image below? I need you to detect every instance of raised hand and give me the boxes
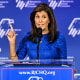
[7,24,16,44]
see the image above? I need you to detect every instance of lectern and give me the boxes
[0,59,74,80]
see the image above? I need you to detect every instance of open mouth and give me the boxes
[38,24,44,27]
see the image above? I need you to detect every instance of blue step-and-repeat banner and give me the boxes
[0,0,80,73]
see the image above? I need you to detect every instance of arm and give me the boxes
[7,24,18,60]
[16,35,27,59]
[58,33,67,59]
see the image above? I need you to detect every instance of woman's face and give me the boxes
[34,11,50,34]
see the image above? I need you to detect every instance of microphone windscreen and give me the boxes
[36,28,42,38]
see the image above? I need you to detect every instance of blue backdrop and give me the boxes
[0,0,80,73]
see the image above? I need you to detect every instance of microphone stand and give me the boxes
[37,38,41,59]
[36,28,42,64]
[36,38,41,64]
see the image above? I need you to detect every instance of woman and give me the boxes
[7,3,67,60]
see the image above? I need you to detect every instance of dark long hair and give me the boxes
[27,3,57,43]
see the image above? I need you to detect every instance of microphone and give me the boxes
[36,28,42,59]
[36,27,42,40]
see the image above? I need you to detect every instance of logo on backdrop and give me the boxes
[16,0,41,10]
[0,48,1,53]
[16,0,74,10]
[68,18,80,37]
[74,73,80,80]
[0,0,8,8]
[0,18,21,38]
[48,0,74,10]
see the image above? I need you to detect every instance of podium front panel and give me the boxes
[0,59,74,80]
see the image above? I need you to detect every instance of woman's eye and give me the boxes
[36,16,39,18]
[43,16,46,18]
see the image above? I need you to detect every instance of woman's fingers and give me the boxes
[7,24,16,44]
[10,24,14,31]
[7,31,14,38]
[7,24,16,39]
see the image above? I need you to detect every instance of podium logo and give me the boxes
[0,0,8,8]
[16,0,41,10]
[68,18,80,37]
[48,0,74,10]
[28,76,43,80]
[0,18,21,38]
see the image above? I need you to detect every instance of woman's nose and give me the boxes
[39,18,42,22]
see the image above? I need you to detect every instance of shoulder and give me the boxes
[21,32,31,42]
[57,32,65,39]
[23,32,31,38]
[56,32,66,43]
